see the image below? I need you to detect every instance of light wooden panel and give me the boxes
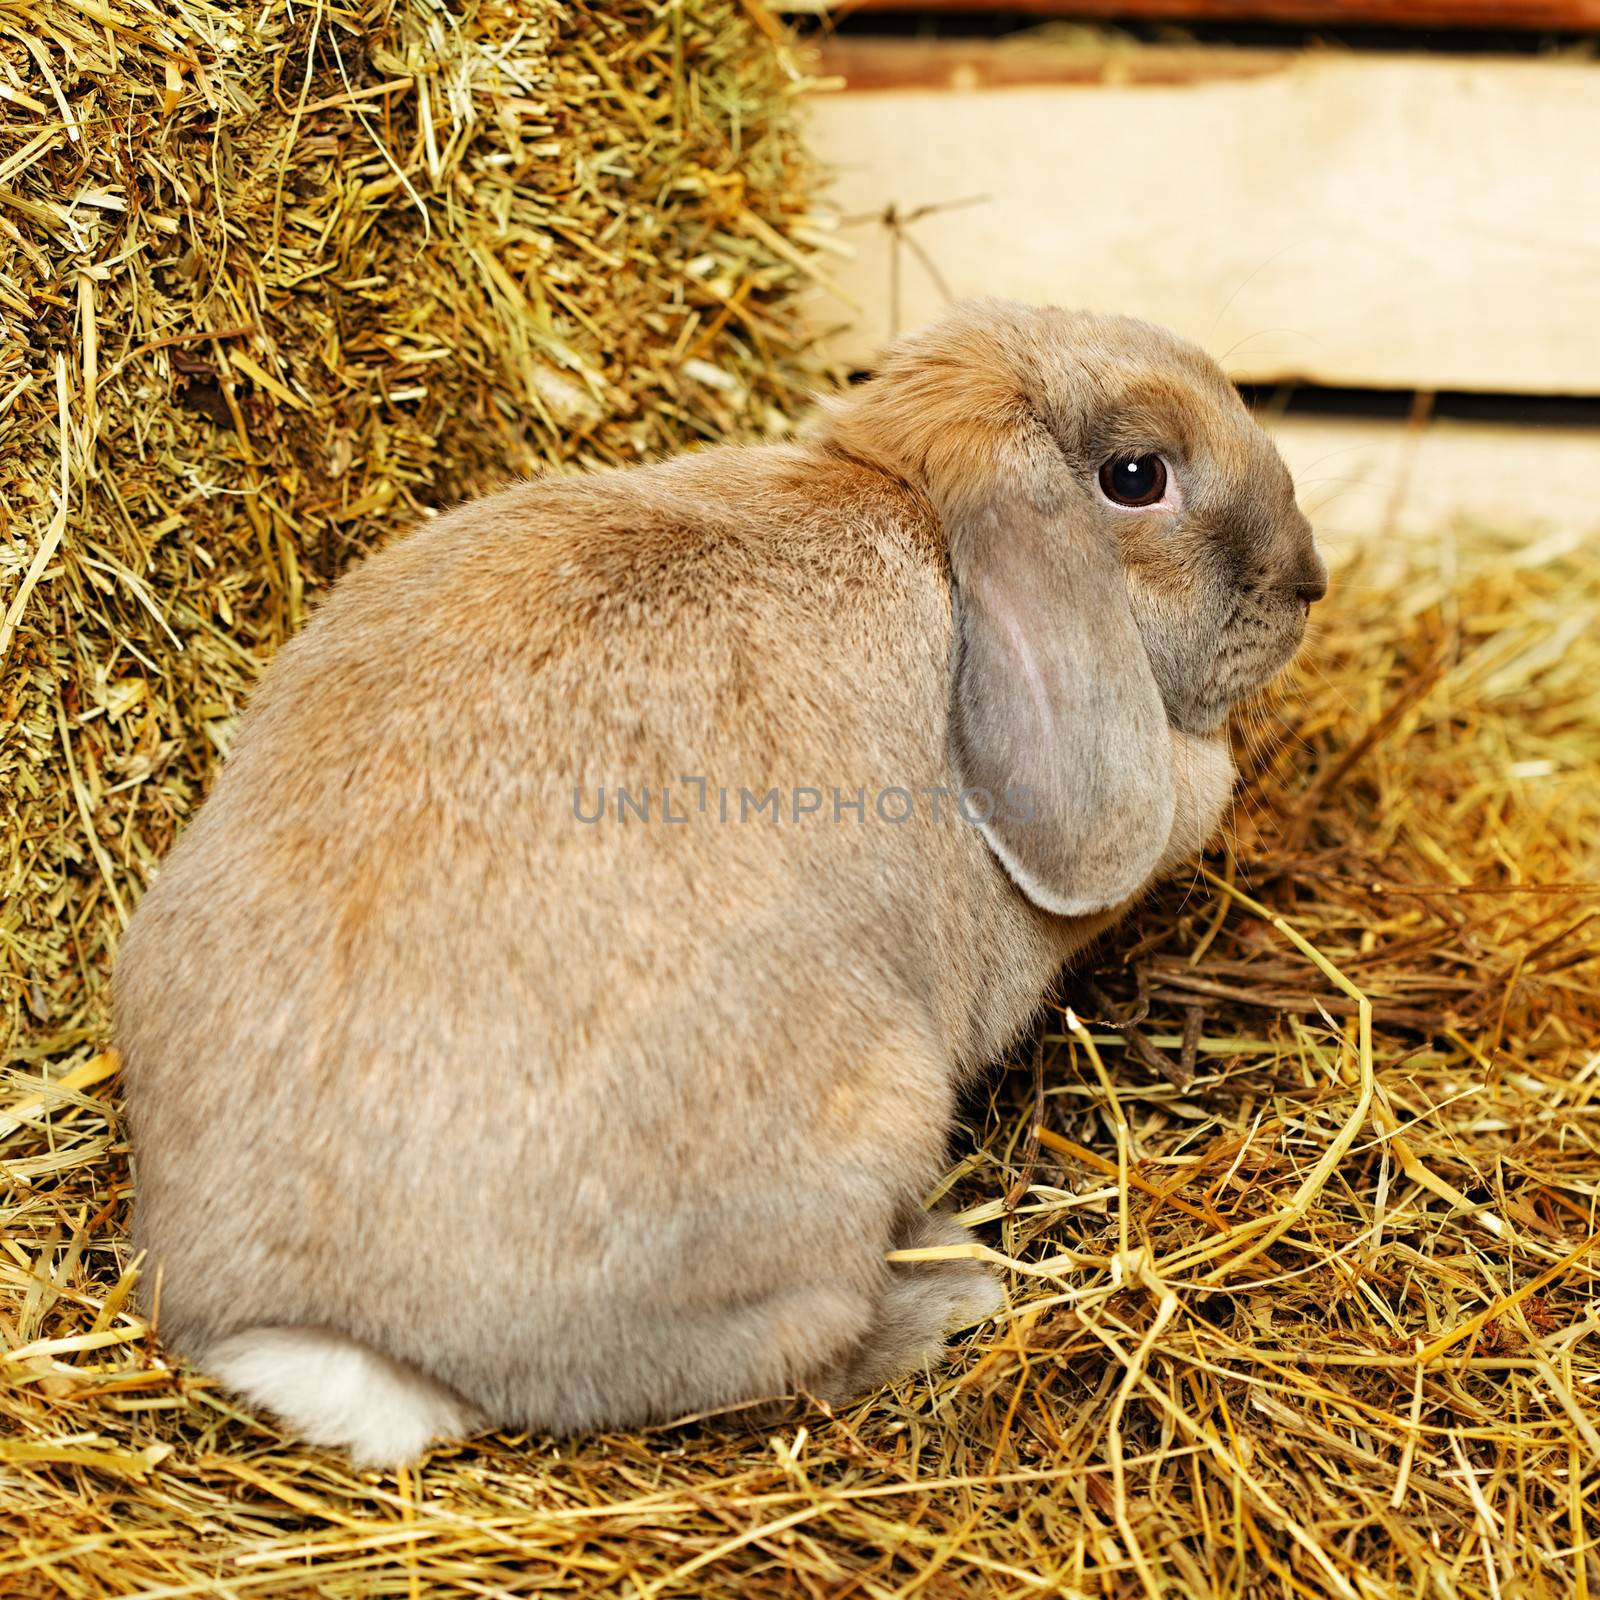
[801,43,1600,393]
[1262,415,1600,556]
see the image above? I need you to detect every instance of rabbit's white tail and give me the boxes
[203,1326,482,1467]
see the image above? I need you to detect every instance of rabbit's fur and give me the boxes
[116,300,1324,1465]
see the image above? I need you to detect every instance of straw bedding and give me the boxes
[7,523,1596,1600]
[5,6,1600,1598]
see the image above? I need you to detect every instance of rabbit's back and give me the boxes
[116,443,1060,1425]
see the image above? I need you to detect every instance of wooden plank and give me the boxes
[814,38,1293,90]
[787,0,1600,26]
[1262,415,1600,554]
[801,45,1600,393]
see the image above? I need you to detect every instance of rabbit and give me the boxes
[116,298,1326,1468]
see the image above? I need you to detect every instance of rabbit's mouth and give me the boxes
[1168,601,1312,735]
[1227,609,1314,720]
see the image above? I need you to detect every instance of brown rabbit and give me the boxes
[116,300,1325,1466]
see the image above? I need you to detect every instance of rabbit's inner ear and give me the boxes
[949,491,1177,918]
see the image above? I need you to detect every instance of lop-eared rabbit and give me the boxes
[117,300,1326,1465]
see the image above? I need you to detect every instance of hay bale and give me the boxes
[1,0,822,1065]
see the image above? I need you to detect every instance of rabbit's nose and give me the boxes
[1293,553,1329,609]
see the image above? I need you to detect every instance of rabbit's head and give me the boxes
[817,298,1325,918]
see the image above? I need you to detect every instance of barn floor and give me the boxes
[3,518,1598,1597]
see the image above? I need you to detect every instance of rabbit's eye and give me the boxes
[1098,454,1168,508]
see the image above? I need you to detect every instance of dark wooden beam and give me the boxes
[792,0,1600,29]
[815,36,1293,88]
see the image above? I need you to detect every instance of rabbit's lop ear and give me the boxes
[946,435,1175,917]
[819,303,1177,916]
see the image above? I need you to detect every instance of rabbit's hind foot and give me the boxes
[202,1325,484,1468]
[813,1209,1005,1402]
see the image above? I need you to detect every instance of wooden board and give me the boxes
[813,38,1294,89]
[786,0,1600,27]
[800,43,1600,393]
[1262,415,1600,556]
